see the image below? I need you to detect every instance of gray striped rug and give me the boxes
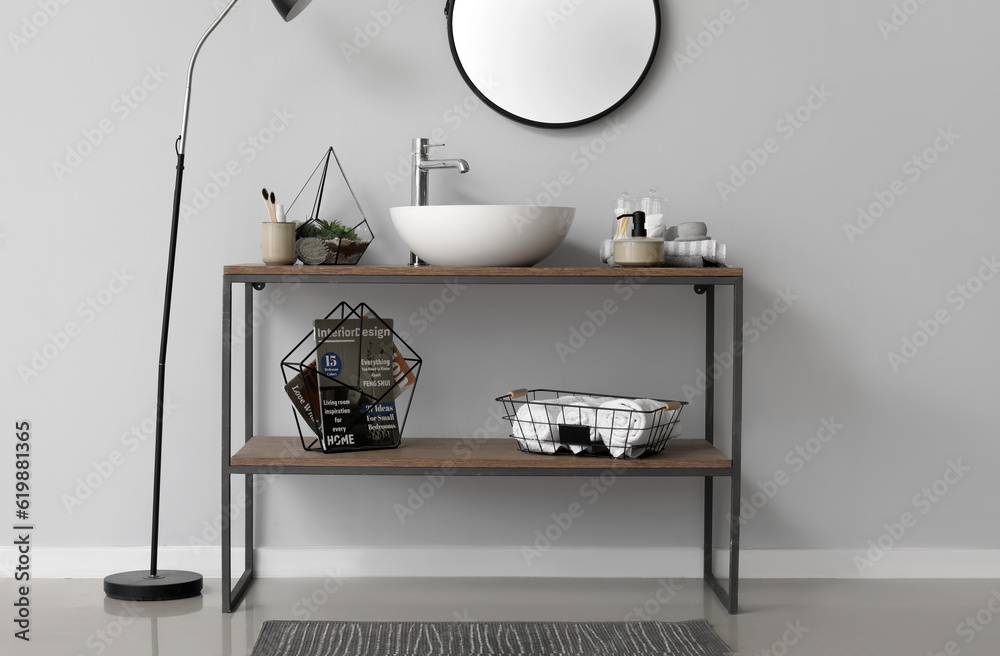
[249,619,730,655]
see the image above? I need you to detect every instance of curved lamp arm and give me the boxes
[178,0,314,155]
[177,0,243,156]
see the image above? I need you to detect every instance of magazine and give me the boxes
[313,317,400,451]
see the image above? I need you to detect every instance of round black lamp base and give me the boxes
[104,570,203,602]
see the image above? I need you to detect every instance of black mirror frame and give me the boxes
[444,0,661,130]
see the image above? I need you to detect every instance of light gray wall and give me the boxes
[2,0,997,567]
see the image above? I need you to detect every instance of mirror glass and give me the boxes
[447,0,660,129]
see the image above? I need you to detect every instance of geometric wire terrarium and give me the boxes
[286,146,374,265]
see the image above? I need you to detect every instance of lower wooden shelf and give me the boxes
[230,436,732,475]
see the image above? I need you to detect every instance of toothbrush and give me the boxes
[262,188,276,222]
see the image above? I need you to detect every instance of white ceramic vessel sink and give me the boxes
[390,205,574,267]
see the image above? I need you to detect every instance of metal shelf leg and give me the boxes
[221,279,255,613]
[702,283,742,614]
[728,278,743,613]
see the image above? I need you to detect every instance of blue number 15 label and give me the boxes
[320,352,342,378]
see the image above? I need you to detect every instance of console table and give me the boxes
[221,265,743,613]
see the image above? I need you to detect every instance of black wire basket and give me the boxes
[496,389,686,459]
[281,302,421,453]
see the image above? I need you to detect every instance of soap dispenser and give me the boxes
[613,211,663,267]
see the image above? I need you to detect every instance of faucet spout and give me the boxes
[418,159,470,174]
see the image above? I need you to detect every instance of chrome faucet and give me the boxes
[409,137,470,266]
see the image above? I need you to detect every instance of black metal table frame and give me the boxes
[221,269,743,613]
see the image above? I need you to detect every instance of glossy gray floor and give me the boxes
[4,577,1000,655]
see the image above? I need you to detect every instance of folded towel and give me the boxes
[664,239,725,264]
[596,398,662,458]
[512,401,562,453]
[603,417,682,458]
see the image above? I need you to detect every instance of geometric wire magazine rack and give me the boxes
[280,302,421,453]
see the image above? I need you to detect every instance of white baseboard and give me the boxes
[3,546,999,580]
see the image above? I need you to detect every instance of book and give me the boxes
[314,317,400,451]
[283,360,322,439]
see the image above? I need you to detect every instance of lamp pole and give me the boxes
[104,0,314,603]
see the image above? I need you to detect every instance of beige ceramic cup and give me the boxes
[262,222,296,265]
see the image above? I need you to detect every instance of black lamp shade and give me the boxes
[272,0,314,21]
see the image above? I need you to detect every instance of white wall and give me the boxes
[2,0,998,578]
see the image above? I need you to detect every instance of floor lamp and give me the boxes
[104,0,316,603]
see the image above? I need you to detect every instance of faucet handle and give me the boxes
[413,137,445,155]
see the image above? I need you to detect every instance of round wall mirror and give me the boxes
[446,0,661,129]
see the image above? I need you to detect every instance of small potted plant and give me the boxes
[295,218,373,265]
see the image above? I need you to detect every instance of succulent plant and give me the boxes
[296,219,359,242]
